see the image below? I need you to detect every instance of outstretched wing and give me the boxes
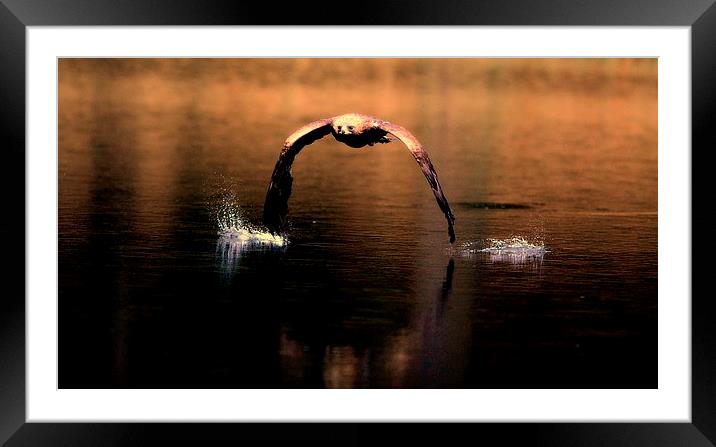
[263,118,333,235]
[379,121,456,243]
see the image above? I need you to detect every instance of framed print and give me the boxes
[2,0,711,445]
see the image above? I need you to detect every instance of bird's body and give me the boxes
[263,113,456,243]
[330,113,392,148]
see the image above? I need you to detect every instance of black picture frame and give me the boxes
[1,1,709,445]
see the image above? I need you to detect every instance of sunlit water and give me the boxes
[58,59,657,388]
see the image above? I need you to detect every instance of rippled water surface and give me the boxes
[59,59,657,388]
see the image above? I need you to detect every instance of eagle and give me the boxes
[262,113,456,243]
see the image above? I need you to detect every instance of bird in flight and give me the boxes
[263,113,456,243]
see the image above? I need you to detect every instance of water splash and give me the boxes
[481,236,547,255]
[481,237,548,265]
[213,190,287,275]
[453,236,549,265]
[215,192,286,246]
[218,226,286,246]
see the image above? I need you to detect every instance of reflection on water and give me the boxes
[458,237,548,268]
[216,234,287,277]
[59,58,657,388]
[278,257,456,388]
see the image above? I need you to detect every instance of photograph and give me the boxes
[58,57,657,389]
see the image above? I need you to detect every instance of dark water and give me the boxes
[58,59,657,388]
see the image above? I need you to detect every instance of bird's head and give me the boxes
[332,113,373,136]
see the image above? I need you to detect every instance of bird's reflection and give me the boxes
[278,256,457,388]
[323,345,369,388]
[416,257,456,385]
[439,258,455,311]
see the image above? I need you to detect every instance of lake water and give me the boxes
[58,59,657,388]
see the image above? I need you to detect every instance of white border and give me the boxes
[27,27,691,422]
